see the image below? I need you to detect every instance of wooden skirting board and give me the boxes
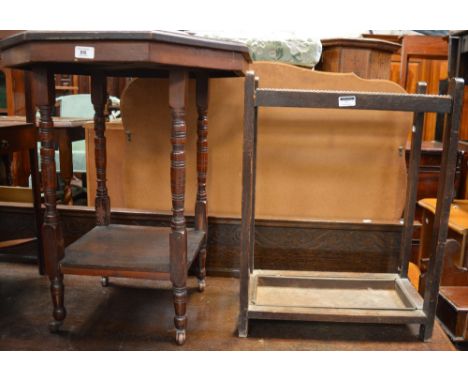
[0,202,404,277]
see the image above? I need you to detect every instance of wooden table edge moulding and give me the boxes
[0,30,251,345]
[238,71,465,341]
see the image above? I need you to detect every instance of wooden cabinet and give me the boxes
[374,35,449,141]
[318,37,401,80]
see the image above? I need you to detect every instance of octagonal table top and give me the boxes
[0,30,252,77]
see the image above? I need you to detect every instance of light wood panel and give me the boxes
[119,62,412,221]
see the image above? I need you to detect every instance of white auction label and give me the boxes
[338,95,356,107]
[75,46,95,59]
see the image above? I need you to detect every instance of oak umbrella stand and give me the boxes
[238,71,465,341]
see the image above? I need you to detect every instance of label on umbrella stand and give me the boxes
[338,95,356,107]
[74,46,95,59]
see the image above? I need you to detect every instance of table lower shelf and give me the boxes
[247,270,427,324]
[60,224,205,280]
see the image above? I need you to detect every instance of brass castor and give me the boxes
[101,276,109,287]
[48,320,62,333]
[198,278,206,292]
[175,329,186,345]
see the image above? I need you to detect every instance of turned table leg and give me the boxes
[91,73,111,288]
[33,67,66,332]
[195,74,208,292]
[169,70,188,345]
[91,73,111,226]
[25,71,45,275]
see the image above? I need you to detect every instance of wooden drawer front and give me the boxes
[437,292,468,341]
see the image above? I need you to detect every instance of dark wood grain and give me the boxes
[0,30,250,56]
[241,72,465,341]
[91,73,110,225]
[420,78,465,340]
[195,74,208,291]
[0,38,250,78]
[255,89,452,113]
[0,121,43,274]
[239,71,256,337]
[437,285,468,341]
[32,66,66,331]
[0,203,409,277]
[1,31,251,345]
[169,69,189,345]
[61,225,204,278]
[399,82,427,277]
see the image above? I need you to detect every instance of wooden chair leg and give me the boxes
[169,69,189,345]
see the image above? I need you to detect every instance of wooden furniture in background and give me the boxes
[238,71,464,341]
[318,37,401,79]
[0,116,90,204]
[322,34,449,141]
[449,31,468,141]
[0,120,43,273]
[0,30,251,345]
[418,198,468,341]
[394,35,448,141]
[398,36,448,89]
[405,141,466,263]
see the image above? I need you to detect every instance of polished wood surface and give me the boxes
[0,262,456,350]
[61,225,204,278]
[438,286,468,342]
[319,37,401,80]
[418,198,468,341]
[0,31,251,77]
[0,121,43,273]
[0,31,251,345]
[386,35,449,141]
[419,198,468,235]
[1,115,89,205]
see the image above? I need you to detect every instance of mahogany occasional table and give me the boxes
[0,31,251,345]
